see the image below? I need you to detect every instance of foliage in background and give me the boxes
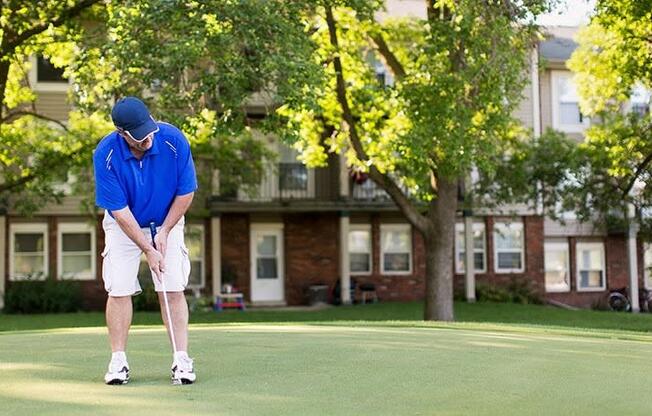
[4,278,82,313]
[71,0,319,213]
[566,0,652,234]
[0,0,106,215]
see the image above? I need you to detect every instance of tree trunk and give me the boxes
[423,177,458,321]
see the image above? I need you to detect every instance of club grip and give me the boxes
[149,222,157,249]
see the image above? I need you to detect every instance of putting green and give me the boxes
[1,322,650,415]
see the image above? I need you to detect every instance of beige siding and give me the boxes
[513,66,534,129]
[34,91,71,122]
[544,218,605,237]
[9,196,89,216]
[539,69,553,132]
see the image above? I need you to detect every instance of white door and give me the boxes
[250,224,285,303]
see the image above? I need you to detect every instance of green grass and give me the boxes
[2,301,652,333]
[2,321,652,415]
[3,302,652,415]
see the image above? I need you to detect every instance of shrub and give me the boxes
[475,278,542,305]
[4,278,82,313]
[133,282,160,311]
[475,283,512,303]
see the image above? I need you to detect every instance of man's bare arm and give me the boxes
[154,192,194,257]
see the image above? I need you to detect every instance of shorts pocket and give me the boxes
[181,244,191,287]
[101,246,111,293]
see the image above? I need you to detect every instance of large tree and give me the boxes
[277,0,551,320]
[0,0,107,213]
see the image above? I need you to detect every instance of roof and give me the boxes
[539,26,579,63]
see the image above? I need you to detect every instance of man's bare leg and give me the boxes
[158,292,189,352]
[106,295,133,351]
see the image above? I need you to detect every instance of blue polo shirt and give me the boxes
[93,122,197,227]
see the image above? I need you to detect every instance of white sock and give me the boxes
[112,351,127,363]
[174,351,189,361]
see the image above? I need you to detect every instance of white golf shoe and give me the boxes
[171,355,196,385]
[104,358,130,385]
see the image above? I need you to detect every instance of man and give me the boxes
[93,96,197,385]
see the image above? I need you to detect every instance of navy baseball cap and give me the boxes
[111,97,159,142]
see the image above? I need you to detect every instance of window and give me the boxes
[493,222,525,273]
[349,225,372,275]
[454,222,486,273]
[630,84,650,117]
[29,55,70,92]
[380,224,412,274]
[552,70,589,133]
[37,56,67,83]
[256,235,278,279]
[279,144,308,192]
[58,223,96,280]
[544,240,570,292]
[576,242,606,291]
[10,223,48,281]
[185,224,205,288]
[644,243,652,290]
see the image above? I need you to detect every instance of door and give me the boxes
[250,224,285,303]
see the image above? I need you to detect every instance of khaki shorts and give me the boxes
[101,212,191,297]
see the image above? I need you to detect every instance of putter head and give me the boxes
[172,378,183,386]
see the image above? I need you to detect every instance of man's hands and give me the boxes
[145,246,165,282]
[154,227,169,258]
[147,227,169,282]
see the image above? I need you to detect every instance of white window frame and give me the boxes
[186,224,206,289]
[28,55,72,92]
[380,224,412,275]
[454,222,487,274]
[493,221,525,274]
[349,224,372,276]
[551,70,589,133]
[576,242,606,292]
[57,222,96,281]
[544,240,570,293]
[9,223,49,281]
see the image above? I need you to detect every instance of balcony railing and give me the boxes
[351,178,392,201]
[237,163,316,202]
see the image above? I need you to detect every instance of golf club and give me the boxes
[149,222,178,357]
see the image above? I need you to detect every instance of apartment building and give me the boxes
[1,24,649,311]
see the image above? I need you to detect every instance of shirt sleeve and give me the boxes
[93,147,128,211]
[175,134,198,196]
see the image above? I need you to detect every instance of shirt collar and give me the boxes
[117,130,160,160]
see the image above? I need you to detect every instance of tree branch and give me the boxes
[1,0,101,55]
[369,31,406,80]
[1,110,69,130]
[0,146,86,194]
[622,122,652,197]
[324,5,429,233]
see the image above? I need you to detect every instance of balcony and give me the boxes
[236,162,317,202]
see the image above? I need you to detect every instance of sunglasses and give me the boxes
[118,117,159,143]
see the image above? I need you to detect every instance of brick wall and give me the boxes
[351,214,426,303]
[453,216,546,300]
[284,213,340,305]
[220,214,250,299]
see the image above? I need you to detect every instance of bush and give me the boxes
[5,278,83,313]
[475,283,512,303]
[475,278,542,305]
[133,282,160,311]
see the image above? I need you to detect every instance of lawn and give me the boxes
[2,302,652,415]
